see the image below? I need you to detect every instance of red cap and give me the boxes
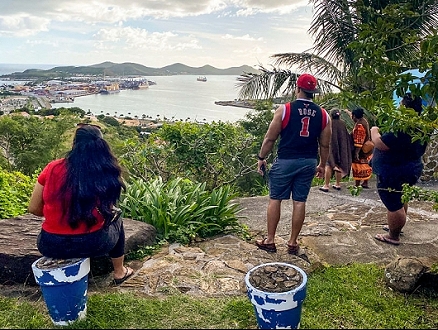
[297,73,320,93]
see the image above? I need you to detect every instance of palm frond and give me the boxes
[236,66,299,100]
[271,52,344,87]
[309,0,357,67]
[236,65,339,100]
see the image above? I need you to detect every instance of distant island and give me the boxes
[0,61,260,80]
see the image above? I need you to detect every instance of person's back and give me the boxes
[255,73,331,255]
[371,93,427,246]
[28,123,134,285]
[277,99,327,159]
[320,108,352,192]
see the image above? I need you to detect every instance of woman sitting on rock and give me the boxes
[28,123,133,285]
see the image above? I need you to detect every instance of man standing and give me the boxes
[255,73,331,254]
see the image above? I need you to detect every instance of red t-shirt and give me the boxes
[38,158,105,234]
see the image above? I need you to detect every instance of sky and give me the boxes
[0,0,316,70]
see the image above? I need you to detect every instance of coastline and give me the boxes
[214,100,256,109]
[1,75,250,122]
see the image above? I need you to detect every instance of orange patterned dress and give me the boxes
[351,122,372,181]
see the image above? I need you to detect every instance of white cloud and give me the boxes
[0,0,315,68]
[0,14,50,36]
[222,34,263,41]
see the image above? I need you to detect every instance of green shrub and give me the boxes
[0,169,36,219]
[120,177,247,244]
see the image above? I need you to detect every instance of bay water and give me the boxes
[1,64,253,123]
[54,75,250,123]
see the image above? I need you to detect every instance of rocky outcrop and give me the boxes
[384,257,428,293]
[421,134,438,181]
[0,214,156,286]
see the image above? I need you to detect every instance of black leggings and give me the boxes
[37,217,125,259]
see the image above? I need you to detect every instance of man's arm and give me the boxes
[257,105,283,175]
[316,117,332,178]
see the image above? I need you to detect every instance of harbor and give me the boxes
[1,75,252,123]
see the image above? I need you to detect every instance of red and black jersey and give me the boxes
[277,99,329,159]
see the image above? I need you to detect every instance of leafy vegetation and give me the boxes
[118,119,268,196]
[0,113,77,175]
[120,177,247,245]
[237,0,438,147]
[237,0,437,99]
[0,168,36,219]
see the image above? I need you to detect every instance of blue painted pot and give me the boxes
[245,262,307,329]
[31,257,90,326]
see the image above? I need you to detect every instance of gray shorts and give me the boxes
[268,157,317,202]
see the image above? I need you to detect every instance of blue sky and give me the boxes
[0,0,315,69]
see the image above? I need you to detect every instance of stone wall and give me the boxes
[421,134,438,181]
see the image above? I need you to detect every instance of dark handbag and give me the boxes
[361,140,374,154]
[96,206,122,227]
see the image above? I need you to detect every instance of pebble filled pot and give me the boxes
[245,262,307,329]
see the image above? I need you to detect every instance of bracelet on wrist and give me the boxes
[257,154,265,161]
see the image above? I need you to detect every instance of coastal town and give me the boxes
[0,76,258,121]
[0,77,155,114]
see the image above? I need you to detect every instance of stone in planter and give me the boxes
[245,262,307,329]
[248,263,303,293]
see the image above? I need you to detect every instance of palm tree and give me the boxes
[237,0,438,99]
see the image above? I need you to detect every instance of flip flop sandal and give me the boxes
[287,243,299,255]
[332,185,341,190]
[319,187,329,192]
[113,266,134,285]
[374,233,400,246]
[255,238,277,253]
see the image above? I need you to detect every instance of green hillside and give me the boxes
[2,62,260,79]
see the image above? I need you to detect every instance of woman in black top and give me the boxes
[371,93,426,245]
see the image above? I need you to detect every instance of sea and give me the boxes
[0,64,253,123]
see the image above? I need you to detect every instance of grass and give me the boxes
[1,263,437,329]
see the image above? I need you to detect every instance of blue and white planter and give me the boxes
[245,262,307,329]
[31,257,90,326]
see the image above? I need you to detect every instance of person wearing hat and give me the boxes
[319,108,353,192]
[255,73,331,255]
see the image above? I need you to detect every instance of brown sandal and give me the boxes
[287,243,299,255]
[255,238,277,253]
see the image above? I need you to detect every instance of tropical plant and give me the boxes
[0,169,36,219]
[119,177,247,245]
[237,0,437,101]
[0,113,76,175]
[118,121,260,195]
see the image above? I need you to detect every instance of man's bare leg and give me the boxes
[322,165,332,190]
[288,200,306,246]
[262,198,281,244]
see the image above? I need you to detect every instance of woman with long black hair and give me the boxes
[28,123,133,285]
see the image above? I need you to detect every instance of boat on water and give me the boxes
[99,82,120,94]
[197,76,207,82]
[132,80,149,90]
